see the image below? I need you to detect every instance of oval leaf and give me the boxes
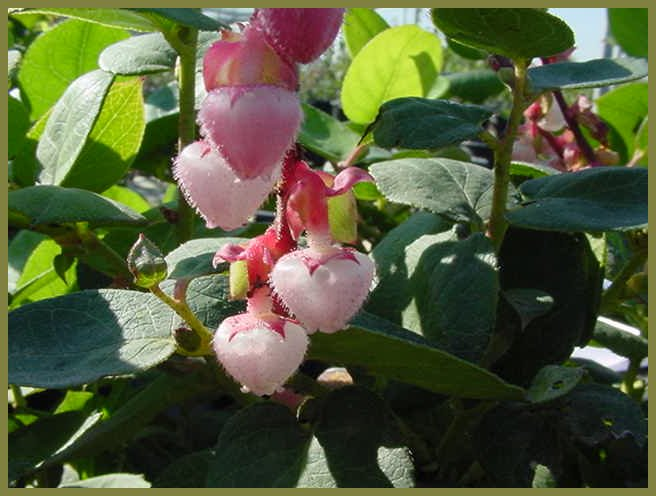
[165,237,247,281]
[298,104,360,163]
[309,311,525,400]
[9,185,147,228]
[343,8,390,58]
[8,289,177,388]
[99,32,177,75]
[18,19,128,119]
[506,167,648,232]
[128,8,223,31]
[11,8,160,32]
[36,69,114,186]
[526,365,584,403]
[608,8,648,58]
[371,97,492,150]
[341,25,443,124]
[8,95,30,159]
[431,8,574,60]
[527,57,648,93]
[444,69,506,103]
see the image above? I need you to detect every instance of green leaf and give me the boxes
[298,387,413,488]
[60,473,151,488]
[8,230,46,294]
[297,104,361,163]
[11,8,161,32]
[8,107,51,187]
[367,211,452,324]
[153,450,214,488]
[431,8,574,60]
[527,58,648,94]
[506,167,648,232]
[510,161,559,179]
[592,317,648,361]
[59,77,145,192]
[127,8,223,31]
[8,289,177,388]
[371,158,509,226]
[8,96,30,159]
[341,25,443,124]
[447,37,487,60]
[526,365,584,404]
[207,403,311,487]
[18,19,128,119]
[99,32,177,75]
[54,390,95,414]
[398,230,498,362]
[36,69,114,185]
[608,8,648,58]
[343,8,390,58]
[165,237,247,281]
[101,185,151,213]
[503,288,554,330]
[371,98,492,150]
[9,185,147,228]
[443,69,506,103]
[309,311,525,400]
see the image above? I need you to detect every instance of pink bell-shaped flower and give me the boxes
[251,8,345,64]
[270,246,375,334]
[213,289,308,396]
[173,140,280,230]
[198,85,302,180]
[203,28,298,92]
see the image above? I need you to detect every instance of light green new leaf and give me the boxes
[343,8,389,58]
[608,8,648,58]
[18,19,128,119]
[341,25,443,124]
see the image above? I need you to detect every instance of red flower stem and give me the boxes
[552,90,597,164]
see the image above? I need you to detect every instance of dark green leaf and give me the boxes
[510,161,559,179]
[506,167,648,232]
[127,8,223,31]
[99,32,177,75]
[367,211,451,324]
[8,96,30,159]
[18,19,127,119]
[503,288,554,330]
[8,289,177,388]
[8,107,50,187]
[298,104,360,163]
[207,403,310,487]
[447,37,487,59]
[165,237,247,281]
[608,8,648,58]
[59,77,145,192]
[400,230,498,362]
[309,311,525,400]
[371,98,492,150]
[7,230,46,294]
[431,8,574,60]
[60,473,151,488]
[444,69,506,103]
[9,185,147,228]
[592,317,648,361]
[153,450,214,487]
[36,69,114,185]
[341,25,443,124]
[343,8,390,58]
[11,8,160,32]
[526,365,584,403]
[527,58,648,93]
[371,158,510,225]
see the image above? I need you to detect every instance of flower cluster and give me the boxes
[173,9,376,396]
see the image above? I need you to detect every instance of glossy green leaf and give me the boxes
[343,8,389,58]
[398,230,498,362]
[54,391,95,414]
[593,317,648,361]
[309,312,525,400]
[506,167,648,232]
[443,69,506,103]
[8,96,30,159]
[527,58,648,93]
[165,237,247,281]
[447,37,486,60]
[59,77,145,192]
[207,403,311,487]
[509,161,559,179]
[370,158,508,226]
[431,8,574,60]
[298,104,360,162]
[99,32,177,75]
[7,230,46,294]
[36,69,114,186]
[9,185,147,228]
[11,8,161,32]
[60,473,151,488]
[127,8,223,31]
[526,365,584,403]
[371,98,492,150]
[8,289,177,388]
[18,19,127,119]
[341,25,443,124]
[298,387,413,488]
[101,185,151,214]
[608,8,648,58]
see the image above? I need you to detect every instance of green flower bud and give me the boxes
[127,234,168,288]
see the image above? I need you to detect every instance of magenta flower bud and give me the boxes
[198,85,302,180]
[203,28,298,92]
[213,312,308,396]
[251,8,345,64]
[173,141,280,230]
[270,246,375,333]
